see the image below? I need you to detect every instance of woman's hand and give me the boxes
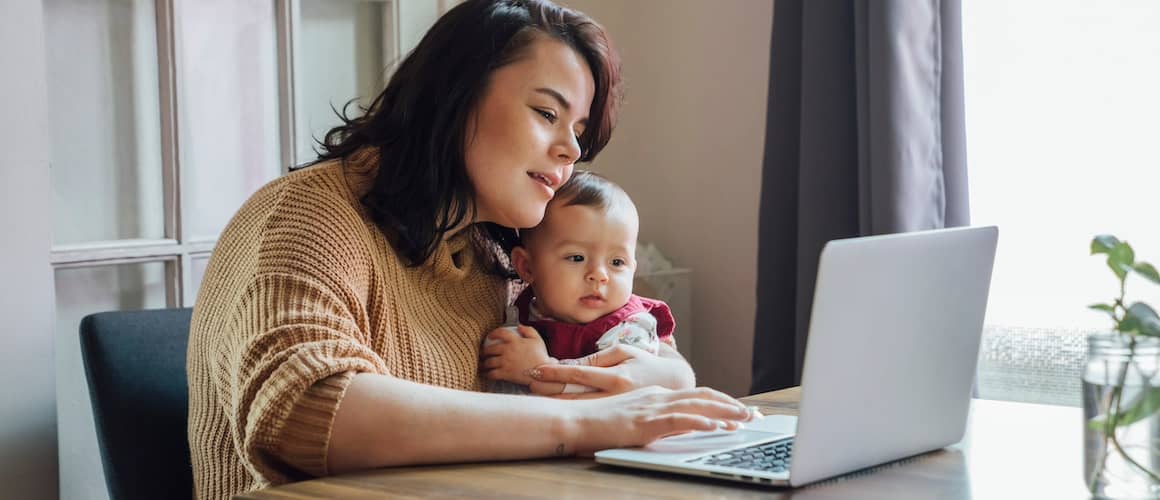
[481,325,556,386]
[531,343,695,398]
[566,386,756,456]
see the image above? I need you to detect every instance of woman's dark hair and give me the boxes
[312,0,622,272]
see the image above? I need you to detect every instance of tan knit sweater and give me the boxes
[186,151,506,500]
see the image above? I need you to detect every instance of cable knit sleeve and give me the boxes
[214,272,388,483]
[274,371,356,477]
[188,160,506,499]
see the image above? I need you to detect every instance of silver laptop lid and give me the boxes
[789,226,998,486]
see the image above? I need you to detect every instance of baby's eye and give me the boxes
[566,255,585,263]
[611,258,626,267]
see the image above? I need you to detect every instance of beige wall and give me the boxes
[562,0,773,396]
[0,0,59,498]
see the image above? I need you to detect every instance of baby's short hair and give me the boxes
[552,170,633,212]
[519,170,636,245]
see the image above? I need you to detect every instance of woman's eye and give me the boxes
[566,255,584,263]
[535,108,557,123]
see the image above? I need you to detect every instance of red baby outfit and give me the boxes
[513,287,677,360]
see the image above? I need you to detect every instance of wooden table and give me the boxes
[240,387,1089,499]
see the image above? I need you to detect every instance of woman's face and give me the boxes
[464,37,596,229]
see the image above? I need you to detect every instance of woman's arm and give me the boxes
[325,373,751,473]
[528,343,696,397]
[481,328,693,396]
[657,343,697,388]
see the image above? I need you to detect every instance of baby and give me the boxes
[481,170,676,395]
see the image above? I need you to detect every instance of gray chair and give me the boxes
[79,308,193,500]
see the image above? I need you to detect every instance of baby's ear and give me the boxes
[511,246,535,284]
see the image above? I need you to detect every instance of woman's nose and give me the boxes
[552,132,581,165]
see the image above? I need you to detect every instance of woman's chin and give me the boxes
[506,209,547,229]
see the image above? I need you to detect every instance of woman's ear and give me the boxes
[512,246,534,284]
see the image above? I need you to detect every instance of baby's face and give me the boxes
[514,203,638,324]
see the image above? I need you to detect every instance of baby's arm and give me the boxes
[481,325,561,389]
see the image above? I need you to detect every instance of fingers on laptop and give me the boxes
[647,413,724,435]
[638,387,752,435]
[658,399,752,424]
[668,387,750,412]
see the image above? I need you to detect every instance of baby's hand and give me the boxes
[481,325,555,385]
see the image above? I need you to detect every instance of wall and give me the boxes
[297,0,387,161]
[562,0,773,396]
[396,0,443,59]
[0,0,60,498]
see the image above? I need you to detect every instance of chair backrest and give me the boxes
[79,308,193,500]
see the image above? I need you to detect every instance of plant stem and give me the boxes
[1091,282,1132,491]
[1090,382,1117,491]
[1107,336,1160,484]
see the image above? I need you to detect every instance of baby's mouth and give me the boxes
[580,294,606,306]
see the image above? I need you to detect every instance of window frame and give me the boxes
[48,0,404,307]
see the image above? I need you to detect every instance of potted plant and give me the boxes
[1084,235,1160,498]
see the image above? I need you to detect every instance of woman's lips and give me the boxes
[528,172,554,197]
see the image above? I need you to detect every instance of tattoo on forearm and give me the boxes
[555,443,566,457]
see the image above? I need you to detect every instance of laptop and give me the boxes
[595,226,998,487]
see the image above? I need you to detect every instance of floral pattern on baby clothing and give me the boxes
[594,311,660,354]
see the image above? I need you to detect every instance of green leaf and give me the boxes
[1089,413,1119,432]
[1090,303,1117,320]
[1120,315,1141,334]
[1125,303,1160,337]
[1092,235,1122,255]
[1108,242,1136,280]
[1134,262,1160,286]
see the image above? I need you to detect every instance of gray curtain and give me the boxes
[750,0,970,394]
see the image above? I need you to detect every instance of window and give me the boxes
[296,0,396,161]
[43,1,425,498]
[963,0,1160,406]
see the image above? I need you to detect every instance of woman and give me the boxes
[187,1,753,498]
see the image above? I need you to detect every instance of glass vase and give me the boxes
[1083,333,1160,499]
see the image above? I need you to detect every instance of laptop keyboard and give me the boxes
[692,438,794,473]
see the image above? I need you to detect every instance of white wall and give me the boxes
[45,0,164,245]
[396,0,443,58]
[562,0,773,396]
[298,0,387,161]
[0,0,60,498]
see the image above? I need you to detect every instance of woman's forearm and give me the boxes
[326,373,578,473]
[529,344,697,395]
